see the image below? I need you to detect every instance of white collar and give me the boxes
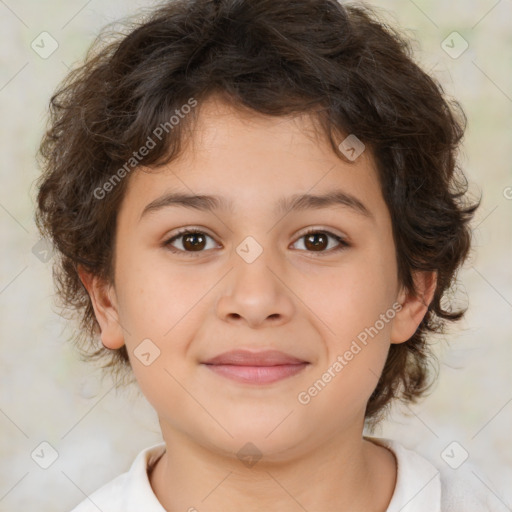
[115,437,441,511]
[366,437,441,512]
[118,442,167,511]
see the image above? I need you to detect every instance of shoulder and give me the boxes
[435,460,502,512]
[366,437,501,512]
[68,443,166,512]
[69,472,126,512]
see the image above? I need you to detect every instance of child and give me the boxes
[35,0,494,510]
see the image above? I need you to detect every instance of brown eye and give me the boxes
[182,232,207,251]
[304,232,329,251]
[292,229,349,255]
[164,230,217,255]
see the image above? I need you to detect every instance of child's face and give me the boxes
[87,95,430,458]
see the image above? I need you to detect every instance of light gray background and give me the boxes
[1,1,511,510]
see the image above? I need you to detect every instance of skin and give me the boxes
[80,94,436,512]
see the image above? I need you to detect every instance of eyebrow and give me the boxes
[139,190,373,221]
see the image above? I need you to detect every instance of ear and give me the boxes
[77,265,125,349]
[390,271,437,344]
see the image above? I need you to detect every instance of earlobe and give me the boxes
[390,271,437,345]
[77,265,125,349]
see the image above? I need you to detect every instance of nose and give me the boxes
[215,251,295,329]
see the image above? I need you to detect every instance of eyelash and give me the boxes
[163,227,350,257]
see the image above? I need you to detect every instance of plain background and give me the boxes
[0,0,511,510]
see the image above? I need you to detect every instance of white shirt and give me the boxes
[69,437,499,511]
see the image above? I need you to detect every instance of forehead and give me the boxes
[120,95,388,222]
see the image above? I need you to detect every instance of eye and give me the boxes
[163,229,218,256]
[291,229,350,255]
[163,227,350,257]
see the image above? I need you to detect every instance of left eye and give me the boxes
[291,229,349,254]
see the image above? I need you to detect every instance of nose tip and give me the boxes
[215,255,295,328]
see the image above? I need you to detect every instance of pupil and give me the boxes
[306,233,327,251]
[184,233,205,251]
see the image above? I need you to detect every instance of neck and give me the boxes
[149,427,397,512]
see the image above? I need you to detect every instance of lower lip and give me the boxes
[202,363,309,384]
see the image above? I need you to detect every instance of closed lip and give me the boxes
[202,349,308,366]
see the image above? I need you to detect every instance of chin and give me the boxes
[198,417,311,464]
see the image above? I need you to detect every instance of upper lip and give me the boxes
[202,350,308,366]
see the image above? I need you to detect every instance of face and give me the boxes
[82,95,434,460]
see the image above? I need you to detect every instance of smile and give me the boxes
[202,362,309,384]
[201,349,310,385]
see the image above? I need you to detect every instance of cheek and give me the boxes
[299,274,395,419]
[115,248,209,339]
[301,249,397,397]
[114,251,219,399]
[306,250,397,338]
[113,254,207,411]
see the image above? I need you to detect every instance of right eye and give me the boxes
[163,229,219,256]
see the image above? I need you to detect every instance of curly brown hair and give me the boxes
[34,0,480,425]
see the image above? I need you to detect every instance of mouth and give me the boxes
[201,349,310,385]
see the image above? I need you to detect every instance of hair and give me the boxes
[34,0,480,426]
